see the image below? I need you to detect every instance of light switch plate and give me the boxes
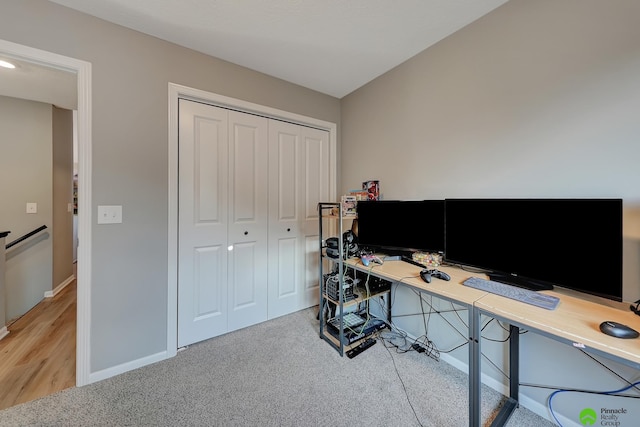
[97,205,123,224]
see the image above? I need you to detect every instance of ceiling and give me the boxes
[45,0,509,99]
[0,55,77,110]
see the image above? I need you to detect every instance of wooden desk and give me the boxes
[474,287,640,426]
[345,257,640,427]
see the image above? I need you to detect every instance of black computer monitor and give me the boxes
[356,200,445,255]
[444,198,623,300]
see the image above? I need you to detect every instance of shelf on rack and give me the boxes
[323,287,390,308]
[318,201,391,356]
[321,319,387,348]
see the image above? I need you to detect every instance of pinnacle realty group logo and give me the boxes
[579,406,630,426]
[579,408,597,425]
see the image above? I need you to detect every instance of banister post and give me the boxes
[0,231,9,339]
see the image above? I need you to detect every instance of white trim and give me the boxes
[0,39,93,387]
[0,326,8,341]
[167,83,337,356]
[44,274,75,298]
[87,350,168,385]
[440,352,509,394]
[167,85,179,359]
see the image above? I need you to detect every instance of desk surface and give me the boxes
[475,290,640,367]
[346,256,640,367]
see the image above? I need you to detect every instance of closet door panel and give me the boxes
[268,121,302,319]
[178,100,229,347]
[300,127,330,308]
[275,238,297,297]
[227,111,268,331]
[193,246,225,317]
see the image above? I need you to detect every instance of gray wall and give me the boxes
[0,0,340,372]
[342,0,640,300]
[52,106,74,289]
[342,0,640,423]
[0,96,53,322]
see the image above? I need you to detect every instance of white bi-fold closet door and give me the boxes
[267,119,330,319]
[178,99,329,347]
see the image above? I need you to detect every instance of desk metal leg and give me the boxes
[469,305,481,427]
[509,325,519,400]
[490,324,519,427]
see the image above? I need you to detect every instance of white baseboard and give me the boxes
[0,326,9,341]
[86,350,169,385]
[44,274,75,298]
[439,352,470,375]
[440,352,510,396]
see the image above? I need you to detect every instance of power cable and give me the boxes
[382,338,425,427]
[548,381,640,427]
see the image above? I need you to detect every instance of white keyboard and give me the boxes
[463,277,560,310]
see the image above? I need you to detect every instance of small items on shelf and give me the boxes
[341,195,357,217]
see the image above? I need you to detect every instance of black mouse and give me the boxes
[599,321,639,339]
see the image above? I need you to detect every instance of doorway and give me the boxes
[0,39,92,388]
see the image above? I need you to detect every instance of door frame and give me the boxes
[0,39,93,386]
[167,83,337,355]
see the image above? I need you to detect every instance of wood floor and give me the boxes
[0,279,76,410]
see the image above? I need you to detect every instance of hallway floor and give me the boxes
[0,278,76,410]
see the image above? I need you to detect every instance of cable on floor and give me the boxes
[382,337,426,427]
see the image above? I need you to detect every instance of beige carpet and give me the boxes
[0,307,554,426]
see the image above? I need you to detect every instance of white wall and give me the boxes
[0,96,53,322]
[341,0,640,424]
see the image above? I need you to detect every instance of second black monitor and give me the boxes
[356,199,445,254]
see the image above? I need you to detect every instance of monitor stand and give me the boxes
[488,272,554,292]
[383,249,413,258]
